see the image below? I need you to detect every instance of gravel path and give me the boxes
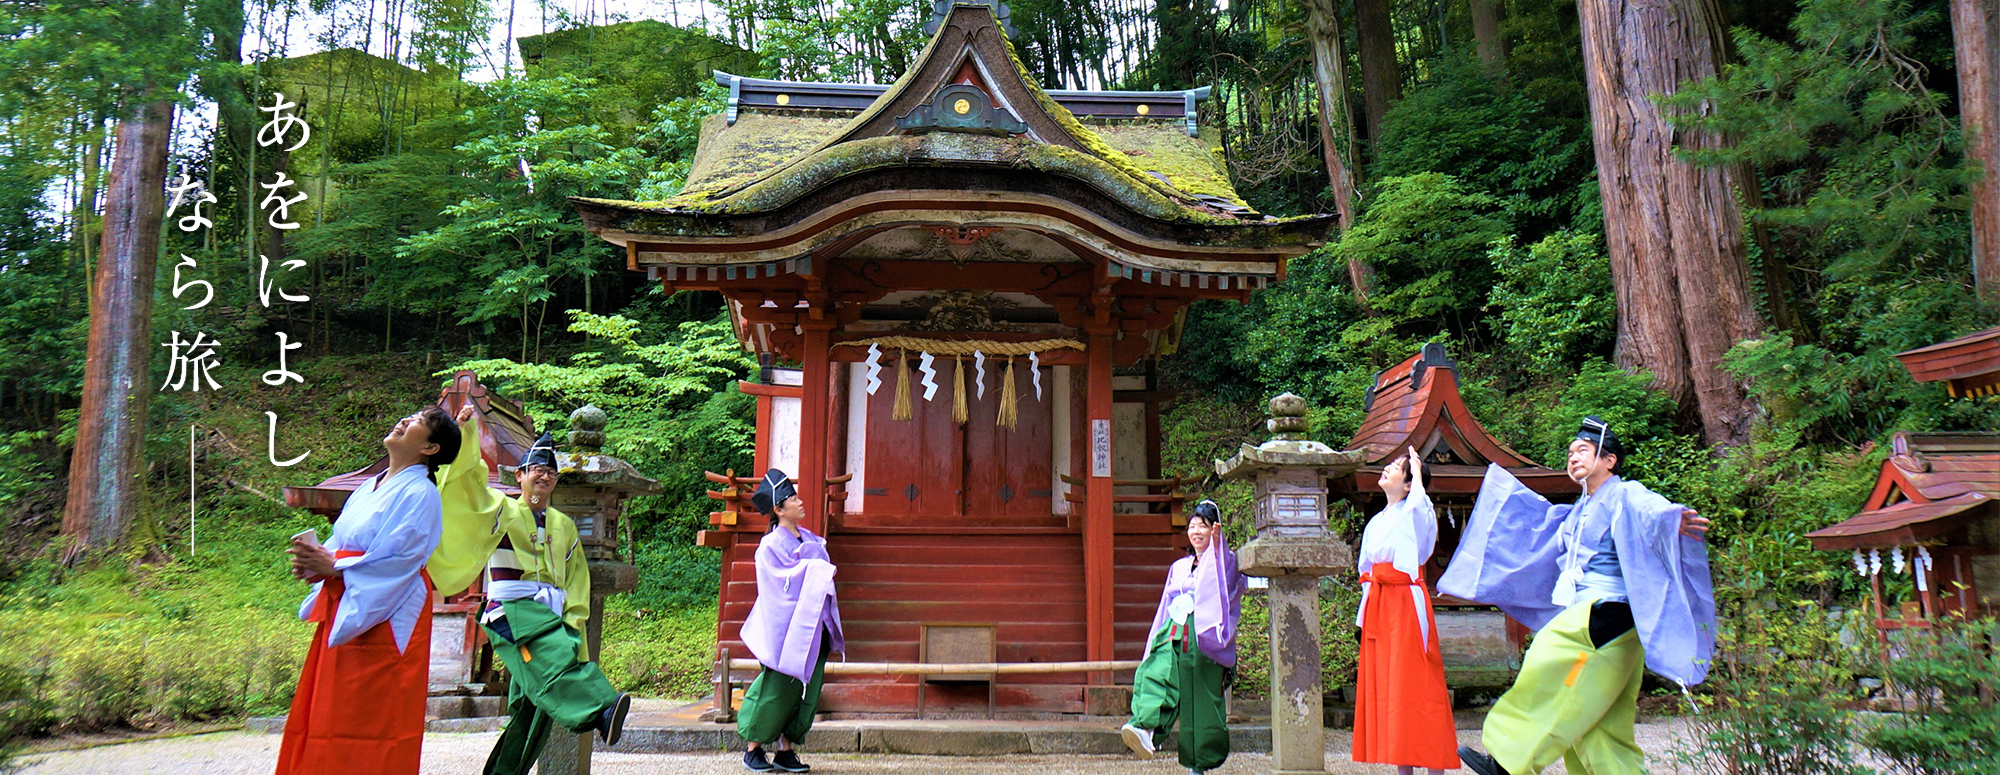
[15,721,1698,774]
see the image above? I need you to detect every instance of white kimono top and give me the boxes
[1355,478,1439,650]
[296,464,444,652]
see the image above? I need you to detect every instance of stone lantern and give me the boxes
[1215,393,1363,775]
[526,404,661,775]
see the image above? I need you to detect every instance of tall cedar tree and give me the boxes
[1353,0,1401,145]
[64,99,173,558]
[1578,0,1764,446]
[1955,0,2000,302]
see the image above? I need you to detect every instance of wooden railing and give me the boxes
[710,645,1140,720]
[1059,473,1195,520]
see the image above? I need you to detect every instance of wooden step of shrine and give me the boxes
[709,529,1190,713]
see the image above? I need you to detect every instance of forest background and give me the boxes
[1,0,1998,770]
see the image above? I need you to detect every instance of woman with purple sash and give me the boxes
[737,469,844,773]
[1119,499,1247,774]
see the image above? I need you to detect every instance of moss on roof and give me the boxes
[604,5,1309,231]
[681,112,846,197]
[1088,122,1247,210]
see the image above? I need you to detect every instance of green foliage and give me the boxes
[1486,230,1614,375]
[1864,620,2000,775]
[597,602,718,700]
[1672,600,1869,775]
[1334,173,1507,334]
[0,433,52,513]
[517,21,759,147]
[395,75,649,349]
[1372,54,1593,236]
[1487,358,1680,473]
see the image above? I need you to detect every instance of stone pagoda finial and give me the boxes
[567,404,607,455]
[1268,392,1308,440]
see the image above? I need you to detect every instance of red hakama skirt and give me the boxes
[274,550,434,775]
[1351,562,1460,770]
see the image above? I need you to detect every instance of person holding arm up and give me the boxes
[1352,447,1459,774]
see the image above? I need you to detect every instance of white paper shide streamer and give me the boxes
[1915,546,1934,593]
[1851,549,1867,577]
[1030,351,1042,400]
[1892,546,1907,575]
[974,350,987,399]
[918,352,940,401]
[864,343,884,395]
[1868,548,1882,576]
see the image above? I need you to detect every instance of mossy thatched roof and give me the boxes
[579,3,1330,245]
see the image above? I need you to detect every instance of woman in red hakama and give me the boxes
[1352,448,1459,773]
[276,409,458,775]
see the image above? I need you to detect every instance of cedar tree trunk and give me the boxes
[1471,0,1507,72]
[62,99,175,558]
[1578,0,1763,446]
[1353,0,1401,145]
[1955,0,2000,304]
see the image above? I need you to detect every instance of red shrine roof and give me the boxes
[1338,344,1570,496]
[1896,326,2000,398]
[282,371,538,517]
[1806,432,2000,550]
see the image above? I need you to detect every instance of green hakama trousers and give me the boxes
[1481,599,1646,775]
[1128,618,1232,772]
[482,599,622,775]
[737,632,831,746]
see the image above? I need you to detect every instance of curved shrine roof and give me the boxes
[1807,432,2000,550]
[571,3,1332,275]
[1339,344,1570,497]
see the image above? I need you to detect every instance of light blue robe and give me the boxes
[1437,464,1716,687]
[296,464,443,652]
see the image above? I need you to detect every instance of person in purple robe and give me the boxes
[737,469,844,773]
[1442,417,1714,775]
[1119,499,1247,774]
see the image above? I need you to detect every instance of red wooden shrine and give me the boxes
[1330,343,1575,671]
[571,1,1331,714]
[1810,327,2000,634]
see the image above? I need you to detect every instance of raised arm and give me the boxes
[428,407,511,597]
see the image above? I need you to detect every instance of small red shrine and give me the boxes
[1808,326,2000,634]
[571,1,1331,714]
[1331,343,1574,680]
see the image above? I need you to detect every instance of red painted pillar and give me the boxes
[1084,327,1116,676]
[800,323,833,536]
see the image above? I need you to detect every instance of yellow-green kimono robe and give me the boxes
[428,414,617,775]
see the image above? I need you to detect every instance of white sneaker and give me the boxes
[1119,723,1156,758]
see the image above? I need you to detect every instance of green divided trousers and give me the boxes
[737,632,831,746]
[1128,617,1231,772]
[1480,599,1645,775]
[482,599,622,775]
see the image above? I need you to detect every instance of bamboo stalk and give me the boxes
[725,659,1140,676]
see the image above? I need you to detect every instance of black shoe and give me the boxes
[771,750,811,773]
[597,693,632,746]
[743,747,775,772]
[1458,745,1511,775]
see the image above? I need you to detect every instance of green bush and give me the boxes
[0,659,54,743]
[1671,599,1868,775]
[1863,618,2000,775]
[1486,230,1615,376]
[598,603,718,700]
